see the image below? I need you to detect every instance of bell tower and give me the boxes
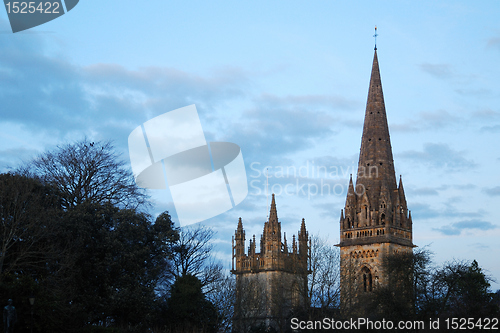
[338,49,414,309]
[232,194,311,332]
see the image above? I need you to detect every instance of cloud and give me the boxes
[419,110,461,128]
[472,109,500,120]
[397,143,477,171]
[0,147,40,172]
[313,201,344,220]
[406,184,475,197]
[257,93,358,112]
[452,184,476,190]
[480,125,500,133]
[434,219,497,236]
[245,155,361,202]
[454,88,493,97]
[248,171,350,201]
[487,36,500,51]
[410,199,484,222]
[469,243,490,250]
[409,202,441,220]
[391,110,461,133]
[474,109,500,133]
[221,103,338,167]
[309,155,358,174]
[409,187,439,196]
[0,27,254,156]
[1,24,358,176]
[483,186,500,196]
[419,63,454,79]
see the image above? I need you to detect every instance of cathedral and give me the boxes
[337,48,414,309]
[231,46,414,328]
[231,194,310,331]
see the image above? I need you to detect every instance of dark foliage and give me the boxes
[55,202,176,329]
[0,170,182,332]
[165,274,218,333]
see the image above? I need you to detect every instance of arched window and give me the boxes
[361,267,373,292]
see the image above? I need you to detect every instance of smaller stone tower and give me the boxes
[232,194,311,332]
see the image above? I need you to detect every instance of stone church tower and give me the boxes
[338,49,415,309]
[232,194,311,332]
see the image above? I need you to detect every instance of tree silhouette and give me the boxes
[23,138,148,210]
[166,274,218,333]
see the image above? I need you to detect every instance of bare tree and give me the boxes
[205,274,235,333]
[308,235,341,311]
[22,138,148,210]
[167,225,224,293]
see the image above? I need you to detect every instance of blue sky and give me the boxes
[1,0,499,289]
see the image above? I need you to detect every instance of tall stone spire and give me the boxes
[356,50,398,208]
[339,48,412,242]
[337,44,414,309]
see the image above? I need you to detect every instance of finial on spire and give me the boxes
[373,26,378,50]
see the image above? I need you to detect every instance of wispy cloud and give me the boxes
[391,110,461,132]
[409,187,439,196]
[0,32,252,151]
[487,36,500,51]
[434,219,497,236]
[313,201,344,220]
[419,63,454,79]
[480,125,500,133]
[2,28,361,175]
[483,186,500,196]
[222,103,338,165]
[469,243,490,250]
[257,93,358,111]
[410,199,484,221]
[0,147,40,171]
[397,143,477,171]
[454,88,493,97]
[410,202,441,220]
[472,109,500,120]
